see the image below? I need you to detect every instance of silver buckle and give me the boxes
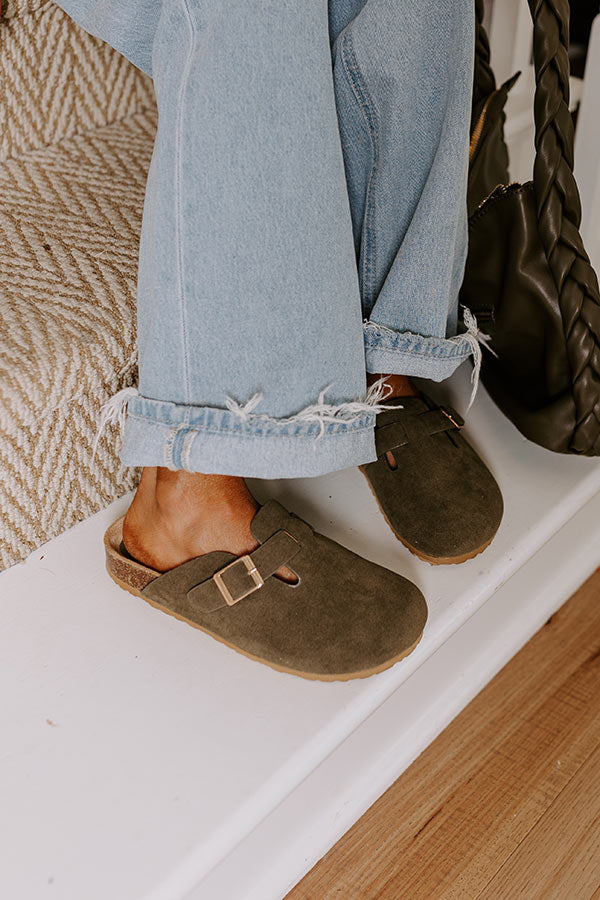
[213,555,264,606]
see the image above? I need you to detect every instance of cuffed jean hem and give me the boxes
[363,322,473,382]
[120,395,378,479]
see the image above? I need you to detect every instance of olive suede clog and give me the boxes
[104,499,428,681]
[361,394,504,564]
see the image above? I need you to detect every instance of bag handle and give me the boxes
[529,0,600,453]
[529,1,582,243]
[475,0,600,454]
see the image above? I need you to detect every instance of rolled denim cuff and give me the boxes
[121,394,378,479]
[363,321,473,381]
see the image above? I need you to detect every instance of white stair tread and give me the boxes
[198,487,600,900]
[1,367,599,900]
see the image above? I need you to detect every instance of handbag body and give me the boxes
[460,0,600,455]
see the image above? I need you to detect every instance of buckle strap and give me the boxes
[375,405,464,456]
[187,529,301,610]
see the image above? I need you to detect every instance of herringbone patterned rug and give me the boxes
[1,0,155,162]
[0,1,157,568]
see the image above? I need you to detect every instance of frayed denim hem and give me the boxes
[365,344,469,381]
[117,391,386,478]
[94,379,397,477]
[364,321,475,382]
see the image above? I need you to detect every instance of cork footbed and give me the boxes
[104,517,422,682]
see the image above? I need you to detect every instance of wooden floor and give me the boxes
[287,569,600,900]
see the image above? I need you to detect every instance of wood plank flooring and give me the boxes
[287,569,600,900]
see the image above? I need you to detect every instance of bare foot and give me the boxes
[122,467,297,581]
[368,372,420,470]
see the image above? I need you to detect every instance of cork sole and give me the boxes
[104,518,423,682]
[360,467,496,566]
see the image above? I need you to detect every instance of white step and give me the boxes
[2,367,599,900]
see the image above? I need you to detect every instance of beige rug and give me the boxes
[0,0,157,568]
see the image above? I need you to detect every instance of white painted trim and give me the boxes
[488,0,532,84]
[575,15,600,270]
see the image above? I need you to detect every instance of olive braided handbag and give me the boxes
[460,0,600,455]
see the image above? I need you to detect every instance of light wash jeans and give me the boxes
[57,0,475,478]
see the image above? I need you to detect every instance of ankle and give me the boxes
[368,372,420,400]
[123,468,259,570]
[152,469,258,527]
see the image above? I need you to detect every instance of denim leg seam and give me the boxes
[181,429,197,470]
[340,28,380,310]
[174,0,197,406]
[164,423,187,469]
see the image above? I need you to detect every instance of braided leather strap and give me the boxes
[529,0,600,453]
